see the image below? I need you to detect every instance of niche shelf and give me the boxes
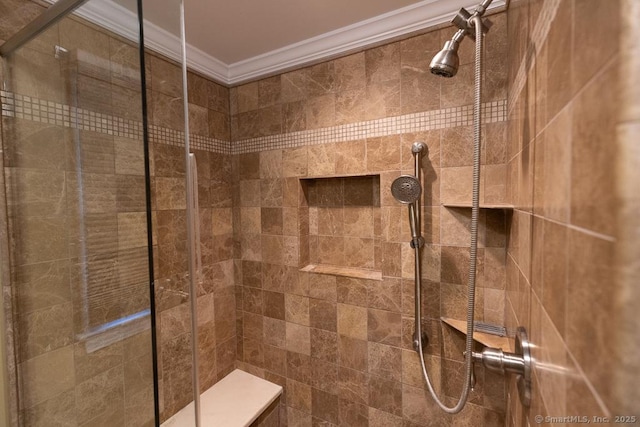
[299,174,382,281]
[300,264,382,281]
[441,202,514,209]
[440,317,513,352]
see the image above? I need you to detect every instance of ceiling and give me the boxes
[73,0,505,85]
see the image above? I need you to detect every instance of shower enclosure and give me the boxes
[0,0,207,424]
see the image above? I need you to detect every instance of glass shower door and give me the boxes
[0,1,157,425]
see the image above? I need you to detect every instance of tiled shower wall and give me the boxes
[231,11,512,426]
[504,0,640,424]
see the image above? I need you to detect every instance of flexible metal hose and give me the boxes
[413,14,484,414]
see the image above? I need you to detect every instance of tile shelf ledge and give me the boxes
[300,264,383,281]
[441,202,514,209]
[300,173,380,180]
[440,317,513,352]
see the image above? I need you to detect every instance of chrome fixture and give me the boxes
[391,142,428,351]
[472,327,532,407]
[396,0,510,415]
[430,0,493,78]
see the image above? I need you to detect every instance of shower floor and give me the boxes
[160,369,282,427]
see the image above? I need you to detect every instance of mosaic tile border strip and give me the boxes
[1,91,506,156]
[0,91,232,154]
[234,100,507,154]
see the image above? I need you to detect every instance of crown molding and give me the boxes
[62,0,505,86]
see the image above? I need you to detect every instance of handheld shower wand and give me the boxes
[391,142,428,353]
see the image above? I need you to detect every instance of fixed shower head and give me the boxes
[391,175,422,204]
[430,39,460,78]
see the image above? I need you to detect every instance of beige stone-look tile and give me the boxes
[307,61,336,97]
[282,101,307,133]
[440,166,474,205]
[544,0,574,118]
[567,229,615,409]
[14,260,71,315]
[310,328,337,363]
[335,88,368,125]
[288,378,312,411]
[367,342,401,382]
[17,302,73,360]
[365,79,401,121]
[312,387,339,424]
[311,357,338,393]
[440,63,474,108]
[366,43,400,84]
[366,135,401,173]
[334,140,367,176]
[6,168,66,218]
[570,61,616,237]
[2,119,68,171]
[337,303,367,340]
[336,277,368,307]
[155,177,186,211]
[338,334,368,372]
[344,237,375,269]
[114,137,145,176]
[75,364,124,425]
[368,278,401,313]
[258,75,281,108]
[18,345,75,409]
[308,274,337,301]
[339,398,368,427]
[305,94,335,130]
[283,147,307,177]
[287,406,312,426]
[309,299,337,332]
[368,406,403,427]
[287,351,312,384]
[212,208,233,235]
[282,207,299,236]
[21,389,76,427]
[264,345,287,375]
[337,366,369,406]
[286,322,311,355]
[150,91,185,131]
[73,341,124,385]
[236,81,259,113]
[260,179,283,207]
[441,125,474,168]
[367,308,402,346]
[263,290,285,320]
[285,294,310,326]
[10,215,68,266]
[263,317,286,348]
[333,52,366,92]
[369,376,402,417]
[402,383,448,425]
[188,103,209,136]
[117,212,147,250]
[484,164,507,205]
[400,34,441,114]
[240,180,261,207]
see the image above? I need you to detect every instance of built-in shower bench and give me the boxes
[162,369,283,427]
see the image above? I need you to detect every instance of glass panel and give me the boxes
[0,1,156,425]
[139,0,199,424]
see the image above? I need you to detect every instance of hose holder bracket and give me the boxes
[471,326,532,407]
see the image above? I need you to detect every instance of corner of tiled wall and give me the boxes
[504,0,634,425]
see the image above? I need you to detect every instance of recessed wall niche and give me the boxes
[299,174,382,280]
